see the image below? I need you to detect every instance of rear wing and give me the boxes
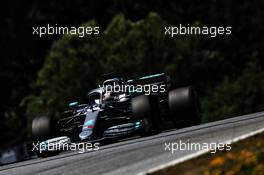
[126,73,172,91]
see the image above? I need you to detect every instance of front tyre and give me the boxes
[132,95,161,136]
[32,116,58,142]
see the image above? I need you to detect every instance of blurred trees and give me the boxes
[24,12,264,124]
[202,61,264,122]
[24,13,177,119]
[24,20,103,118]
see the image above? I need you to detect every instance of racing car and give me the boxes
[32,73,201,156]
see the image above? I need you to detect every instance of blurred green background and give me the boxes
[1,0,264,148]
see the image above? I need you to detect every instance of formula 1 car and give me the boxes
[32,73,201,156]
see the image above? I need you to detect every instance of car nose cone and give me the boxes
[79,130,93,140]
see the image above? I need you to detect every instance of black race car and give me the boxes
[32,73,201,156]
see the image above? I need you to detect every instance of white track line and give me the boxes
[138,127,264,175]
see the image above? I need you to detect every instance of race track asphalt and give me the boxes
[1,111,264,175]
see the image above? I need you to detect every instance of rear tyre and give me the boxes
[32,116,58,142]
[132,95,161,136]
[168,87,201,128]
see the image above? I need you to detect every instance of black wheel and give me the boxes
[168,87,201,128]
[132,95,161,136]
[32,116,58,142]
